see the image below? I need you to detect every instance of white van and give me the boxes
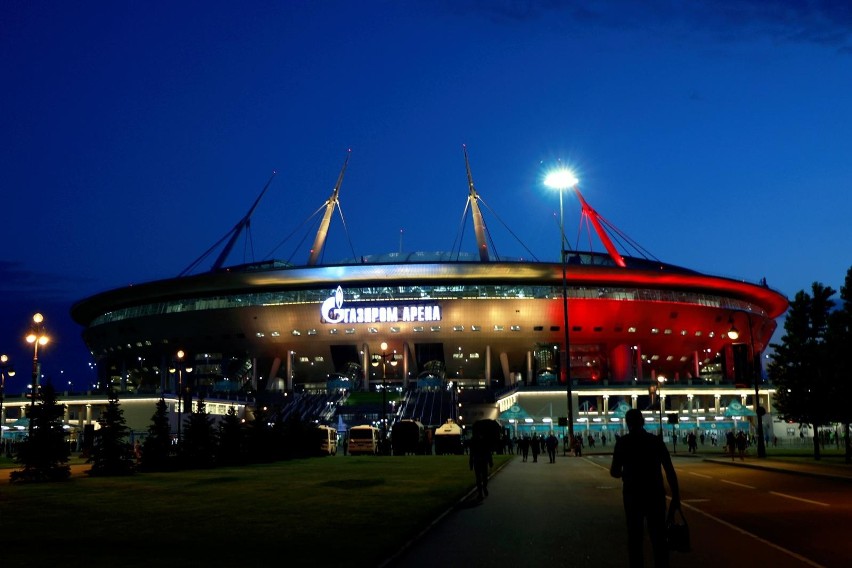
[316,425,338,456]
[347,425,380,455]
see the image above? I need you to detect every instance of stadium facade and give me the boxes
[66,160,789,441]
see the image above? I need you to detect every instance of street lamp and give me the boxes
[25,313,48,439]
[177,349,192,447]
[544,167,579,446]
[728,312,767,458]
[371,342,398,453]
[0,355,16,444]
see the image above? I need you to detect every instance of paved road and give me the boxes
[386,453,846,568]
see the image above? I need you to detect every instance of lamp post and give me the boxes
[25,313,49,439]
[0,355,16,443]
[727,312,767,458]
[544,168,579,446]
[176,350,185,446]
[371,342,397,454]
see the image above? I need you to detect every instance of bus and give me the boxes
[315,425,339,456]
[347,425,380,455]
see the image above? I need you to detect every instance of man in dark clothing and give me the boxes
[469,432,493,499]
[545,433,559,463]
[610,409,681,568]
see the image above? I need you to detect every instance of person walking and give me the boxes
[572,434,583,457]
[610,408,681,568]
[735,431,747,460]
[469,431,493,499]
[725,431,736,461]
[545,432,559,463]
[520,435,530,462]
[531,434,540,463]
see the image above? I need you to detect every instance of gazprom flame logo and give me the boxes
[320,285,346,324]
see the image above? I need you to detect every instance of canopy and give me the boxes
[724,400,756,417]
[610,402,632,418]
[499,404,533,422]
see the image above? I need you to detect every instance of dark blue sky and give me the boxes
[2,1,851,393]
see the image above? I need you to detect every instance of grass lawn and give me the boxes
[0,454,510,567]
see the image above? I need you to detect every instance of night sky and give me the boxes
[2,1,851,393]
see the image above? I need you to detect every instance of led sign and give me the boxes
[320,286,441,324]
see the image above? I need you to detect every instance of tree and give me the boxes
[246,402,275,463]
[828,266,852,463]
[768,283,836,460]
[141,397,174,471]
[217,406,245,466]
[10,383,70,483]
[281,411,316,459]
[181,396,218,468]
[88,389,135,476]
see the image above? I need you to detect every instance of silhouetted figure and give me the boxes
[572,435,582,457]
[469,432,493,499]
[726,431,736,461]
[735,431,747,460]
[531,435,540,462]
[687,432,697,454]
[545,433,558,463]
[610,409,680,568]
[520,435,530,462]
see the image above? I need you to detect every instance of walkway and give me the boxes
[385,451,849,568]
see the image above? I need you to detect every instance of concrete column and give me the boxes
[268,357,282,391]
[286,352,293,391]
[485,345,492,386]
[161,353,168,392]
[635,345,643,381]
[609,344,632,382]
[693,351,700,384]
[570,391,579,422]
[362,345,370,392]
[526,351,533,386]
[499,352,510,386]
[403,343,410,390]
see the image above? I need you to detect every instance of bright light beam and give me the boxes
[544,169,579,190]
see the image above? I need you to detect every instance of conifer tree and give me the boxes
[11,383,70,483]
[182,396,218,468]
[769,283,836,459]
[246,402,274,463]
[282,411,315,459]
[830,266,852,463]
[141,397,174,471]
[88,389,134,476]
[217,405,245,466]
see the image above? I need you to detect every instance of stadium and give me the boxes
[66,157,789,444]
